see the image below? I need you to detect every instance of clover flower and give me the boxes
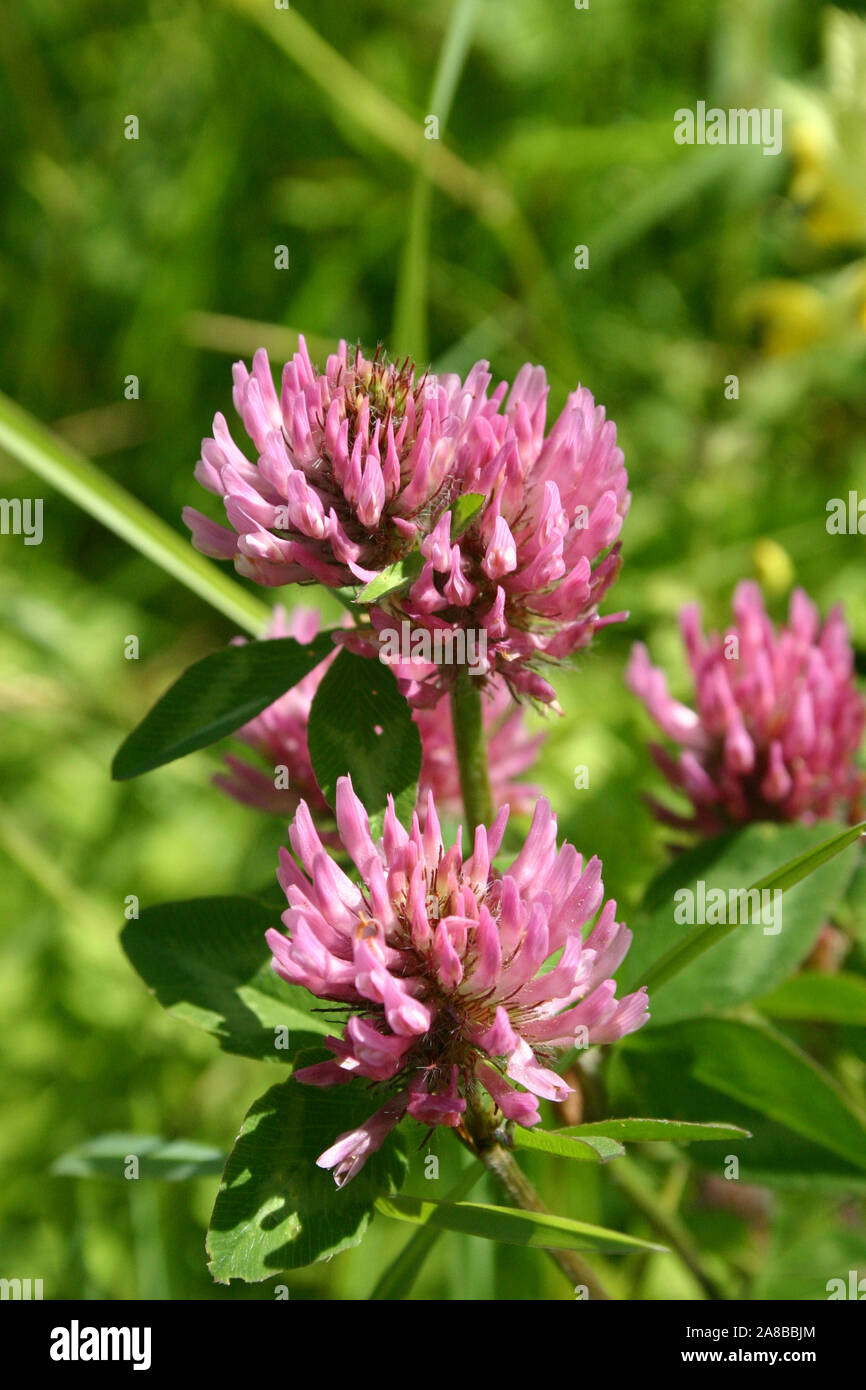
[216,608,543,820]
[626,581,866,834]
[183,339,494,588]
[380,363,630,704]
[266,778,648,1185]
[185,339,629,707]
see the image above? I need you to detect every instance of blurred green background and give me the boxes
[2,0,866,1299]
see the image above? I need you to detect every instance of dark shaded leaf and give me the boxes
[121,896,331,1062]
[112,632,335,779]
[207,1077,407,1280]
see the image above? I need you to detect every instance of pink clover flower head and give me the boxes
[626,581,866,833]
[183,338,492,588]
[266,778,649,1185]
[379,364,630,704]
[185,339,629,707]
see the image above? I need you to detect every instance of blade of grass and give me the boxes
[0,804,116,933]
[225,0,512,229]
[590,146,747,270]
[639,821,866,996]
[369,1158,483,1300]
[376,1193,666,1256]
[429,257,576,386]
[185,312,335,366]
[392,0,479,360]
[0,390,270,635]
[223,0,577,371]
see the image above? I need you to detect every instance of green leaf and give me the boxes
[621,822,861,1019]
[356,552,423,604]
[756,971,866,1025]
[614,1017,866,1185]
[207,1078,407,1280]
[308,646,421,831]
[558,1119,751,1144]
[449,492,485,538]
[375,1194,666,1255]
[0,389,269,635]
[112,632,334,779]
[750,821,866,893]
[121,896,331,1062]
[510,1128,625,1163]
[680,1020,866,1169]
[369,1158,484,1300]
[835,855,866,943]
[52,1134,225,1181]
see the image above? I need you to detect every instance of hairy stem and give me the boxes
[450,665,494,833]
[450,672,609,1295]
[459,1097,613,1298]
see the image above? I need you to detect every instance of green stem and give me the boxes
[450,665,494,834]
[460,1095,613,1299]
[449,643,608,1297]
